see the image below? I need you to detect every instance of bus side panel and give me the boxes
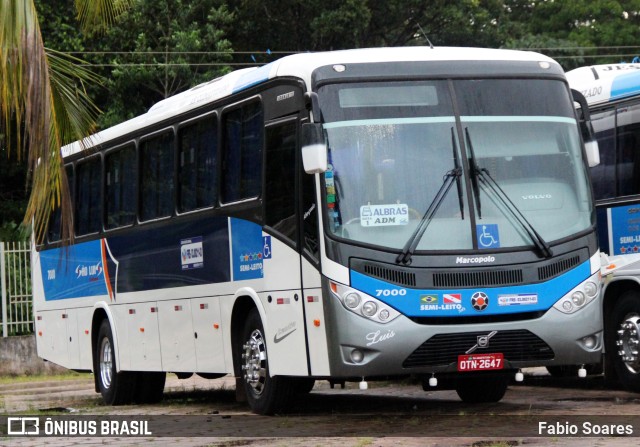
[302,259,330,376]
[36,309,70,368]
[191,297,226,372]
[65,309,81,370]
[114,301,163,372]
[158,299,197,372]
[260,237,308,376]
[77,307,94,370]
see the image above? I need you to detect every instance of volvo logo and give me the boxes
[466,331,498,354]
[521,194,552,200]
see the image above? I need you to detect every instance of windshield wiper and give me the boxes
[465,128,482,219]
[396,167,461,265]
[452,127,465,220]
[464,128,553,259]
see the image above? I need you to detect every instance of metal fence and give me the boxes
[1,241,33,337]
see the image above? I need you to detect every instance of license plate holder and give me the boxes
[457,353,504,372]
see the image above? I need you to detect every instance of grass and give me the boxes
[0,371,90,384]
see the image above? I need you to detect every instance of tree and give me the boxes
[87,0,234,129]
[0,0,131,242]
[504,0,640,69]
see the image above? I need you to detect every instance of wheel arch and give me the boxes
[230,290,266,377]
[603,277,640,320]
[90,303,118,391]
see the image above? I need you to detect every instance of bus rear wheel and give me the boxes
[134,372,166,404]
[95,320,135,405]
[455,374,509,403]
[238,309,293,414]
[607,291,640,392]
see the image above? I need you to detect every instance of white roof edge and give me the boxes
[62,46,560,158]
[566,63,640,107]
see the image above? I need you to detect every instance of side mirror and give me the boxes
[585,140,600,167]
[301,123,327,173]
[571,89,600,168]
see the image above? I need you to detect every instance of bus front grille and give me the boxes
[402,329,554,368]
[433,269,523,288]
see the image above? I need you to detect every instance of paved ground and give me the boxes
[2,369,640,446]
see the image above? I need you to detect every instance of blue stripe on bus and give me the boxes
[41,215,232,300]
[232,63,274,94]
[350,260,591,317]
[611,71,640,101]
[41,240,108,301]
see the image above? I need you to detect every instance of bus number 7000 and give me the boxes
[376,289,407,297]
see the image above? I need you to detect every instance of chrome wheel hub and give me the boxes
[99,337,113,389]
[242,329,267,395]
[616,315,640,373]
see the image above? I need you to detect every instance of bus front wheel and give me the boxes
[455,374,509,403]
[607,291,640,392]
[238,308,293,414]
[95,320,135,405]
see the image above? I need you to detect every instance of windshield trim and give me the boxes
[460,116,577,124]
[323,117,455,129]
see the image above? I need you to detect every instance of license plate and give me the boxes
[457,353,504,371]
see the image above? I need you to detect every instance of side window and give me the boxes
[106,144,136,229]
[140,131,175,221]
[76,156,102,235]
[617,103,640,197]
[264,121,297,242]
[48,165,74,242]
[221,101,263,203]
[179,115,217,212]
[590,109,616,200]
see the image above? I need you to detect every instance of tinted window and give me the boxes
[590,109,616,200]
[221,102,263,203]
[179,116,217,212]
[76,157,102,235]
[106,144,136,229]
[140,131,175,221]
[264,121,296,241]
[617,103,640,197]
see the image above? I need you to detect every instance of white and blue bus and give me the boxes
[567,63,640,392]
[33,47,603,414]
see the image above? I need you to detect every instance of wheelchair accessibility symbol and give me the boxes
[263,236,272,259]
[476,224,500,249]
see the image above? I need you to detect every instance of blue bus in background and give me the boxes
[568,63,640,393]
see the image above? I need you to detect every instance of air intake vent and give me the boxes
[363,263,416,287]
[402,329,554,368]
[538,255,580,281]
[433,269,523,288]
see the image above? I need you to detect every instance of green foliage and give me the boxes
[87,0,234,128]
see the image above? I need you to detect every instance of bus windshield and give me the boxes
[318,79,594,252]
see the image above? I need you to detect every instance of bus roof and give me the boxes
[62,46,558,158]
[566,63,640,107]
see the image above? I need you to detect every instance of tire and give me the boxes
[95,320,135,405]
[238,308,294,414]
[606,291,640,392]
[133,372,166,404]
[455,374,509,403]
[293,378,316,395]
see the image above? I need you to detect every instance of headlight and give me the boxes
[329,281,400,323]
[571,291,586,307]
[584,281,598,298]
[344,293,361,309]
[362,301,378,317]
[553,272,600,314]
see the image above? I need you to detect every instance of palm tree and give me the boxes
[0,0,131,242]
